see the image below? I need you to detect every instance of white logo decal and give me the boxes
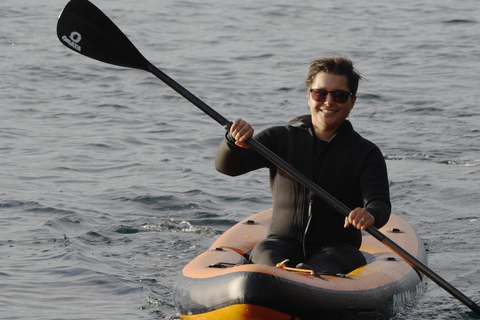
[70,32,81,43]
[62,31,82,52]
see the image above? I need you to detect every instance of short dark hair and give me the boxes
[305,56,362,96]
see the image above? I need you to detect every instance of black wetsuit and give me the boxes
[215,116,391,274]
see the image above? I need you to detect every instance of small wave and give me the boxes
[80,231,112,245]
[233,53,274,61]
[143,220,220,237]
[442,19,477,24]
[54,163,143,174]
[0,200,39,208]
[27,206,76,215]
[95,104,130,109]
[83,143,112,149]
[78,231,134,246]
[119,193,208,212]
[0,200,77,215]
[147,296,161,307]
[454,216,480,222]
[404,106,444,113]
[384,154,479,167]
[276,87,295,92]
[115,225,141,234]
[464,160,480,167]
[359,93,383,100]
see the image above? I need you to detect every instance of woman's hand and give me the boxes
[344,208,375,230]
[230,118,254,148]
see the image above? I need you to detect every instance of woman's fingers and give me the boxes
[344,208,375,230]
[230,119,254,147]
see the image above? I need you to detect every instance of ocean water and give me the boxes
[1,0,480,319]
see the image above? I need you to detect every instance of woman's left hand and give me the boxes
[344,208,375,230]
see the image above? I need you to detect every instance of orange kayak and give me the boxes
[174,208,427,319]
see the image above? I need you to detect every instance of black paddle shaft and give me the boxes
[57,0,480,316]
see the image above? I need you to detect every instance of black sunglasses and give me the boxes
[309,89,353,104]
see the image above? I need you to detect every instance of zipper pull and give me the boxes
[308,195,314,218]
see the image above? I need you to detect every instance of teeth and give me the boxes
[321,109,336,113]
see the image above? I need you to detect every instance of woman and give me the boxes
[215,56,391,274]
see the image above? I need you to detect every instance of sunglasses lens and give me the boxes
[311,89,328,101]
[332,91,350,103]
[311,89,350,103]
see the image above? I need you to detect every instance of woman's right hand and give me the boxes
[230,118,254,148]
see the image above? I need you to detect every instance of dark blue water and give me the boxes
[1,0,479,319]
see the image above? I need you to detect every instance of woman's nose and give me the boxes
[324,92,335,105]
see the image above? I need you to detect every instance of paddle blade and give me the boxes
[57,0,150,71]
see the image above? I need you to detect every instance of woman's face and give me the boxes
[308,72,356,139]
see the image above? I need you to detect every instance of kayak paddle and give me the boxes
[56,0,480,316]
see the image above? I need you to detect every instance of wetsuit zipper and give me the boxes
[302,129,334,262]
[302,194,314,262]
[302,128,317,262]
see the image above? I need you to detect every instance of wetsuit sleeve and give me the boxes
[215,129,274,177]
[361,147,391,229]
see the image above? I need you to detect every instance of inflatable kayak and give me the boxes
[174,208,427,319]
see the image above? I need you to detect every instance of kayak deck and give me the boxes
[175,208,427,319]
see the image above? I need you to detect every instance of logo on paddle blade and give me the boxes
[62,31,82,52]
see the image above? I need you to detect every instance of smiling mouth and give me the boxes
[320,108,337,114]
